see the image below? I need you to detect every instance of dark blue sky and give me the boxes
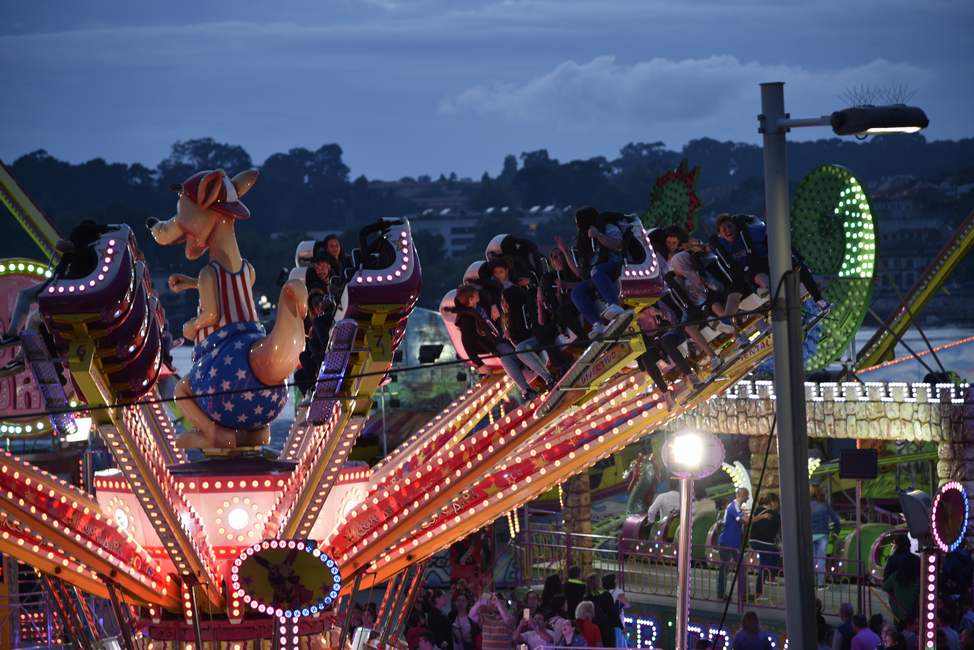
[2,0,971,179]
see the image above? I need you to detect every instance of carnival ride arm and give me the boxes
[181,265,218,340]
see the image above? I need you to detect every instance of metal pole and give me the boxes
[855,479,864,614]
[675,476,693,650]
[186,582,204,650]
[759,81,818,649]
[105,580,136,650]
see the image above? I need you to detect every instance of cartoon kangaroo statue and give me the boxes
[148,169,307,450]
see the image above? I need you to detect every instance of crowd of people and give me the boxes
[398,570,628,650]
[448,207,827,405]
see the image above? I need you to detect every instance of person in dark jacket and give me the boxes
[564,566,587,622]
[489,260,556,388]
[538,247,586,341]
[452,284,550,402]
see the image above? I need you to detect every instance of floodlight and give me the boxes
[897,488,933,549]
[830,104,929,136]
[662,430,724,480]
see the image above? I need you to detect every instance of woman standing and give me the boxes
[749,493,781,599]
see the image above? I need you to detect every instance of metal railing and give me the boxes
[520,529,890,619]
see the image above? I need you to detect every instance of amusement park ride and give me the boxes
[0,146,970,650]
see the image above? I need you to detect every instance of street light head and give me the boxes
[830,104,928,136]
[662,430,724,479]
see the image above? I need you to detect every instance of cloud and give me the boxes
[441,55,933,128]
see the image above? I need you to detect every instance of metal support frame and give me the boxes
[186,581,204,650]
[374,572,405,644]
[337,571,366,650]
[105,580,135,650]
[855,479,865,615]
[674,476,694,650]
[389,563,427,643]
[759,81,818,649]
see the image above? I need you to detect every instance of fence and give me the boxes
[520,527,885,619]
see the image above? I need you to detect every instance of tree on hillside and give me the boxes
[157,138,253,187]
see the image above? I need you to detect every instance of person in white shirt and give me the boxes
[647,490,682,523]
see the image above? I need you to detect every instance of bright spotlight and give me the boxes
[228,507,251,531]
[115,508,129,531]
[662,430,724,480]
[671,433,704,471]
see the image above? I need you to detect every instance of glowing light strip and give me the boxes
[858,335,974,374]
[932,481,969,553]
[623,615,659,647]
[230,540,341,618]
[922,552,938,649]
[367,325,776,582]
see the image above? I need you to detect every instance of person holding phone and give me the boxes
[470,591,514,650]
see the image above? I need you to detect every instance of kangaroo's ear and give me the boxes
[196,170,225,210]
[231,169,259,199]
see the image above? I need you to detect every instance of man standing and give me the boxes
[717,488,749,598]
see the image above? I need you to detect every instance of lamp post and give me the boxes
[757,82,928,646]
[663,431,724,650]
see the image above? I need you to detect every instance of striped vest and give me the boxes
[195,260,259,344]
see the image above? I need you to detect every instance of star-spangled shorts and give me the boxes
[187,321,288,430]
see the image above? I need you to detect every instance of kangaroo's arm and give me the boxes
[182,266,219,341]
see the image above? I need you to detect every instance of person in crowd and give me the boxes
[960,594,974,633]
[869,613,885,636]
[646,489,681,523]
[540,574,564,614]
[943,538,974,597]
[831,603,855,650]
[732,611,773,650]
[897,616,918,649]
[522,590,541,616]
[750,492,781,599]
[960,628,974,650]
[940,603,962,650]
[574,601,603,647]
[593,574,626,648]
[850,614,881,650]
[451,592,479,650]
[882,534,920,625]
[635,302,704,410]
[557,207,627,338]
[538,247,587,342]
[451,283,551,402]
[879,624,906,650]
[417,633,436,650]
[564,566,587,621]
[427,589,453,650]
[553,616,587,647]
[543,594,569,621]
[513,611,553,650]
[489,259,558,387]
[809,484,841,588]
[694,640,714,650]
[717,487,750,598]
[470,592,514,650]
